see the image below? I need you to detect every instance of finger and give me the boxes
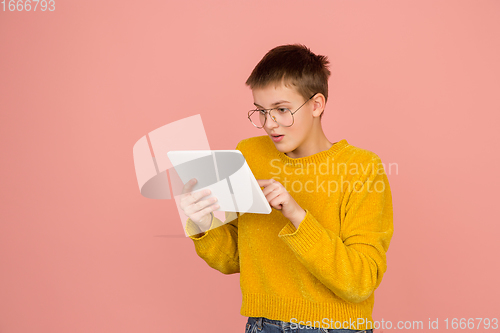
[190,202,220,222]
[180,187,212,209]
[264,186,281,203]
[186,196,218,216]
[261,181,281,196]
[256,179,275,187]
[181,178,198,195]
[191,197,217,213]
[270,193,286,209]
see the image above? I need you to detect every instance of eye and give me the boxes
[277,108,289,113]
[257,109,266,115]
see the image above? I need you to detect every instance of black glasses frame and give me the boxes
[248,93,318,129]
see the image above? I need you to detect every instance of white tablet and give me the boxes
[167,150,272,214]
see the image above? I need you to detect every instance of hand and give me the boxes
[257,179,306,229]
[179,178,219,232]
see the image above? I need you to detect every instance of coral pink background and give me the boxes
[1,1,499,332]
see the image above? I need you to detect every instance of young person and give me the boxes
[180,44,393,333]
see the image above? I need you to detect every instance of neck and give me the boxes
[285,124,332,159]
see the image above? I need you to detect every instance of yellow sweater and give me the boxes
[185,135,393,330]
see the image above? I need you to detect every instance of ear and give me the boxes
[311,93,326,118]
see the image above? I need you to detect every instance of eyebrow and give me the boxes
[253,100,291,108]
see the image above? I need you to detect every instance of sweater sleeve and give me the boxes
[186,207,240,275]
[278,156,394,303]
[185,141,245,275]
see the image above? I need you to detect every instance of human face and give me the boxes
[252,83,320,158]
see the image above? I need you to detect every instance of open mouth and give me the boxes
[271,134,284,142]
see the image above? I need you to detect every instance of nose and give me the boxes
[264,110,279,130]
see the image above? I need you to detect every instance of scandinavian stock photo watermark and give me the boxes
[268,156,398,196]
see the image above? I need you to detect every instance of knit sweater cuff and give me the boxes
[186,213,224,239]
[278,209,324,256]
[187,217,238,260]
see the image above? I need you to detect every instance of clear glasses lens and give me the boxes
[249,109,293,128]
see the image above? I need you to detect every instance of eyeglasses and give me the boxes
[248,93,318,129]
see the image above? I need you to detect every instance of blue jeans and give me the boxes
[245,317,374,333]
